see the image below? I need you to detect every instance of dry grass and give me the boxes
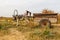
[0,17,60,40]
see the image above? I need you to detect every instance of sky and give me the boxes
[0,0,60,17]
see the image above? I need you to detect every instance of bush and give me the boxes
[43,30,50,35]
[0,25,3,29]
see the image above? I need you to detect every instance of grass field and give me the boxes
[0,17,60,40]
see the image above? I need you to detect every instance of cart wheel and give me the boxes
[39,19,51,28]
